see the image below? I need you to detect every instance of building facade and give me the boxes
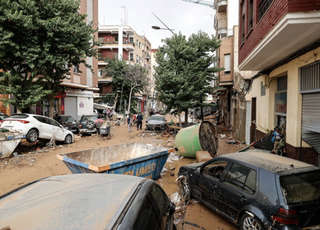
[59,0,99,121]
[238,0,320,165]
[97,25,152,114]
[214,0,254,143]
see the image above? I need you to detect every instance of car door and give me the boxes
[48,118,66,141]
[34,116,52,139]
[214,162,257,221]
[198,160,229,210]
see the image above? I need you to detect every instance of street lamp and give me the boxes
[151,13,175,35]
[151,26,175,32]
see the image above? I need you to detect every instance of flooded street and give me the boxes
[0,119,245,230]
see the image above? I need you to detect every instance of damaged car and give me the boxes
[145,115,167,131]
[178,151,320,230]
[0,174,176,230]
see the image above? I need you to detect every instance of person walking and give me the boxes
[136,112,143,130]
[95,117,103,135]
[127,114,132,132]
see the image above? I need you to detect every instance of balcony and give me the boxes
[215,0,227,12]
[239,11,320,71]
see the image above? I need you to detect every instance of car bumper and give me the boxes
[79,128,97,133]
[146,124,165,130]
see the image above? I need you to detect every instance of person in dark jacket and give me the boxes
[53,113,62,124]
[136,113,143,130]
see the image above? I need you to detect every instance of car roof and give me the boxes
[219,151,316,173]
[0,174,146,229]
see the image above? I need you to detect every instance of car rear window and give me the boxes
[9,114,29,119]
[61,116,75,122]
[280,170,320,204]
[150,116,164,121]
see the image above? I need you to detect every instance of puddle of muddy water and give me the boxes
[157,138,242,230]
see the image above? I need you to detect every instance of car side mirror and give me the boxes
[196,167,201,174]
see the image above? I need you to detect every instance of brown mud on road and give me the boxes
[0,119,245,230]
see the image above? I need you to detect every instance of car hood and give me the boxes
[0,174,143,230]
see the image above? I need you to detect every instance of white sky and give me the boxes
[98,0,216,49]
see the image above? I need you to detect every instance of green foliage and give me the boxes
[0,0,98,112]
[102,57,148,113]
[154,31,223,115]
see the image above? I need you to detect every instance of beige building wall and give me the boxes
[251,46,320,148]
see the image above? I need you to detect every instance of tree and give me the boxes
[0,0,98,115]
[123,64,148,115]
[102,57,147,114]
[154,31,223,126]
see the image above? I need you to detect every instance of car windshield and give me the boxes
[81,116,97,121]
[280,170,320,204]
[150,116,164,121]
[61,116,75,122]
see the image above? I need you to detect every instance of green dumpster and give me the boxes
[173,121,218,158]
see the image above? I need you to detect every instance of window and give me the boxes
[73,66,80,74]
[261,81,266,96]
[202,160,228,179]
[275,76,287,128]
[129,36,134,44]
[133,184,168,230]
[280,170,320,205]
[129,52,134,61]
[248,0,253,30]
[258,0,274,21]
[224,54,231,74]
[98,37,104,43]
[241,1,246,43]
[224,163,257,194]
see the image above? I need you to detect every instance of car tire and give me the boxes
[64,134,73,144]
[26,129,39,143]
[240,213,264,230]
[86,120,95,129]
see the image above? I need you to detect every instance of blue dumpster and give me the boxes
[57,142,173,180]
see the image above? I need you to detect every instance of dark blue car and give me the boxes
[178,151,320,230]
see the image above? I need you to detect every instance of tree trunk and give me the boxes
[127,86,135,115]
[113,92,119,111]
[48,96,55,118]
[178,113,182,128]
[184,108,188,124]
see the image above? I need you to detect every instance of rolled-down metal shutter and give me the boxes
[302,93,320,154]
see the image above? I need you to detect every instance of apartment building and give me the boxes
[238,0,320,165]
[97,25,152,113]
[58,0,99,121]
[214,0,254,143]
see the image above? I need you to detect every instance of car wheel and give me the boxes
[240,213,264,230]
[64,134,73,144]
[26,129,39,143]
[86,120,95,129]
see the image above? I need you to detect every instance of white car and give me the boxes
[0,113,74,144]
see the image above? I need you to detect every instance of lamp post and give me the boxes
[151,13,175,35]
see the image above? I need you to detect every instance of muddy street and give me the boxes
[0,119,245,230]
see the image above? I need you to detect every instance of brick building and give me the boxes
[238,0,320,165]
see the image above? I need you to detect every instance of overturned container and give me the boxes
[173,121,218,158]
[57,142,173,180]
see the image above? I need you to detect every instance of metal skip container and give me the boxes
[173,121,218,158]
[57,142,173,180]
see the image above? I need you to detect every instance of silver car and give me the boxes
[0,113,74,144]
[0,174,176,230]
[146,115,167,131]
